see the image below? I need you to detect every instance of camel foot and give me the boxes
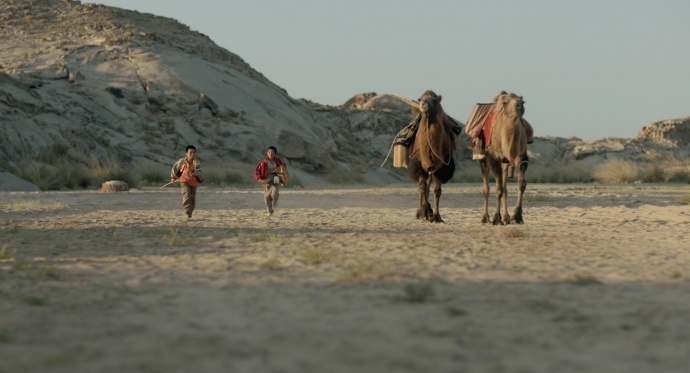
[481,215,490,224]
[512,210,524,224]
[491,214,502,225]
[430,213,444,223]
[502,216,512,225]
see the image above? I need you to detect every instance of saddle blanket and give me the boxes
[465,103,498,150]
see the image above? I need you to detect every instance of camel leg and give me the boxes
[501,163,511,225]
[416,174,432,220]
[431,175,443,223]
[416,175,427,220]
[480,159,491,223]
[424,174,433,220]
[512,158,528,224]
[491,161,503,225]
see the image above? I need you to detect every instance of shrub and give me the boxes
[399,282,434,303]
[138,168,167,185]
[528,161,593,183]
[89,160,135,188]
[57,163,91,189]
[37,141,70,164]
[451,161,485,183]
[16,162,62,190]
[163,228,190,246]
[259,255,280,270]
[327,171,367,185]
[0,245,14,260]
[452,160,593,184]
[340,260,390,283]
[298,246,333,264]
[565,275,602,286]
[667,169,690,183]
[203,167,248,186]
[21,296,50,306]
[592,159,638,183]
[106,86,124,98]
[677,195,690,205]
[640,163,666,183]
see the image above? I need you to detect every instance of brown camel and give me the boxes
[406,90,456,223]
[480,91,529,225]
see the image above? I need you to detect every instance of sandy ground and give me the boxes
[1,183,689,373]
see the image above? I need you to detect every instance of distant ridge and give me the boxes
[1,1,688,190]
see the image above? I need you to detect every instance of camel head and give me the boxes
[418,90,443,118]
[497,92,525,118]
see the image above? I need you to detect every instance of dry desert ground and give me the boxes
[1,183,689,373]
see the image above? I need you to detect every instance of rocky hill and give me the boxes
[1,1,688,191]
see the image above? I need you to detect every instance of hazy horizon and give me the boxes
[87,0,690,140]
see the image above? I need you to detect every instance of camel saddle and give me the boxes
[465,103,533,150]
[393,114,463,148]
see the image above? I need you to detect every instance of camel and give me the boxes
[405,90,456,223]
[480,91,529,225]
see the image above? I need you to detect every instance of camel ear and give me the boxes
[438,95,442,103]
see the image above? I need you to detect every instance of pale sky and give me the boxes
[88,0,689,140]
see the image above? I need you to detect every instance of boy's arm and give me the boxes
[170,159,181,182]
[194,160,204,183]
[254,161,268,184]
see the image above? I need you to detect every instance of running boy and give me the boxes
[253,146,286,216]
[171,145,204,218]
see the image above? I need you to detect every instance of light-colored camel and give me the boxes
[480,91,529,225]
[406,90,456,223]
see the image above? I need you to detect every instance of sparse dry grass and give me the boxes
[0,328,13,343]
[525,194,552,202]
[500,227,525,239]
[298,246,333,264]
[236,231,281,243]
[259,255,280,270]
[89,160,134,188]
[639,163,666,183]
[21,296,50,306]
[163,228,191,246]
[676,195,690,205]
[592,159,638,183]
[11,260,58,279]
[528,161,593,183]
[2,220,22,234]
[137,167,167,185]
[565,274,602,286]
[340,259,391,283]
[203,167,249,187]
[399,282,434,303]
[3,200,68,211]
[0,245,15,260]
[327,171,367,185]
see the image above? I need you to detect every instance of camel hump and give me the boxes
[522,118,534,142]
